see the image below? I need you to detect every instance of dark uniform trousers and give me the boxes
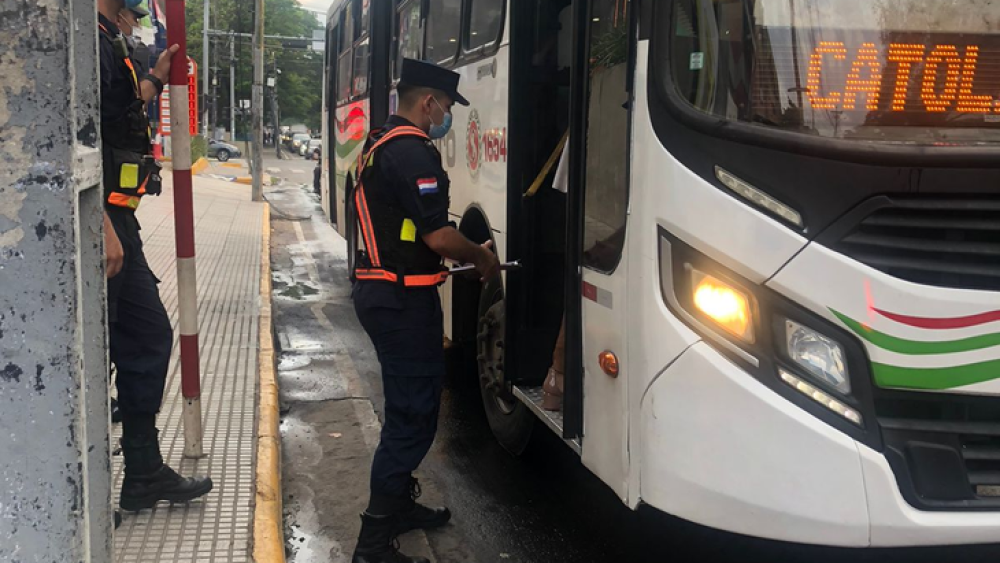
[353,281,446,512]
[107,207,172,416]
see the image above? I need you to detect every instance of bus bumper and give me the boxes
[638,342,1000,547]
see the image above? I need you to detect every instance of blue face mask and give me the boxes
[428,98,453,140]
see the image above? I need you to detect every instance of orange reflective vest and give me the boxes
[352,126,449,288]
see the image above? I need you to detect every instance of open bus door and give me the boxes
[566,0,634,496]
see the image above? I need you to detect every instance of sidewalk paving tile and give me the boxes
[111,179,265,563]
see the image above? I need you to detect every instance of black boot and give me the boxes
[119,415,213,511]
[397,478,450,534]
[352,513,429,563]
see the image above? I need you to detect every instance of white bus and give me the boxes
[323,0,1000,547]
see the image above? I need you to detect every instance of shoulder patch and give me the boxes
[416,177,439,195]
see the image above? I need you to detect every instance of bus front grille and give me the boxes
[875,391,1000,510]
[829,196,1000,292]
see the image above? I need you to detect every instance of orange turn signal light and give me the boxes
[599,351,619,378]
[691,270,754,343]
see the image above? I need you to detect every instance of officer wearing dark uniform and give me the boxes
[98,0,212,512]
[350,59,499,563]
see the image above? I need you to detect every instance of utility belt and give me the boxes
[103,146,162,210]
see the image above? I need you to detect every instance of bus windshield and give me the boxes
[664,0,1000,146]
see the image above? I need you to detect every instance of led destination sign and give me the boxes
[807,40,998,114]
[754,31,1000,129]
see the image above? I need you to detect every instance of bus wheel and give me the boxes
[477,282,535,456]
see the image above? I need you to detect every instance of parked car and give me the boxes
[300,138,322,157]
[207,140,241,162]
[289,133,311,152]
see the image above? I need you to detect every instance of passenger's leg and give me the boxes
[543,315,566,411]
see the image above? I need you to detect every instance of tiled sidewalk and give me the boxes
[111,176,265,563]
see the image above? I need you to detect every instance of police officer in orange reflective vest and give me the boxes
[98,0,212,514]
[350,59,499,563]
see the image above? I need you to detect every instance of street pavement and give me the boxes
[257,157,1000,563]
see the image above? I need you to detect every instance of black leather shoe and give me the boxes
[396,478,450,533]
[352,513,429,563]
[120,465,213,511]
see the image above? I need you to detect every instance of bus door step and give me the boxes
[513,385,581,454]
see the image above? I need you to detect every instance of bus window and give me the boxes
[582,0,630,272]
[353,38,370,97]
[466,0,504,51]
[426,0,462,65]
[394,0,423,79]
[327,23,338,106]
[340,6,353,53]
[360,0,370,36]
[338,8,353,104]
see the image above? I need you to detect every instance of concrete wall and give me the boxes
[0,0,112,561]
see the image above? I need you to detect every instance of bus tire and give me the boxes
[477,279,535,456]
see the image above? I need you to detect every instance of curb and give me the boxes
[191,157,209,176]
[253,204,285,563]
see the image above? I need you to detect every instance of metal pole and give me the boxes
[252,0,265,201]
[230,34,236,140]
[166,0,205,459]
[0,0,112,558]
[203,0,210,136]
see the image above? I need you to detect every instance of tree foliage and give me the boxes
[181,0,324,135]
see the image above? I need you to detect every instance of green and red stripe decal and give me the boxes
[833,307,1000,391]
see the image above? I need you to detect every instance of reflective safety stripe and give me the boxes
[354,268,449,287]
[353,126,432,279]
[123,53,141,97]
[108,192,141,209]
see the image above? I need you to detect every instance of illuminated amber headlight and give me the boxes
[690,270,754,344]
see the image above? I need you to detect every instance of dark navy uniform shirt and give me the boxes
[374,115,451,237]
[98,13,139,123]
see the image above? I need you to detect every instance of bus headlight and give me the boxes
[690,270,754,344]
[783,320,850,395]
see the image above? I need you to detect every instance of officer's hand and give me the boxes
[152,44,181,83]
[475,240,500,282]
[104,214,124,279]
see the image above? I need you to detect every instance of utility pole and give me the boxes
[230,34,236,140]
[203,0,210,136]
[0,0,111,559]
[270,55,283,159]
[252,0,265,201]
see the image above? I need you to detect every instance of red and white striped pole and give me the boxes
[166,0,204,458]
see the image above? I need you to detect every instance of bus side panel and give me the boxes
[332,98,371,239]
[444,47,511,264]
[440,47,511,341]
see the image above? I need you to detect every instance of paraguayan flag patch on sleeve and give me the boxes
[416,177,439,195]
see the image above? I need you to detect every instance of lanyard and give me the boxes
[99,22,141,98]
